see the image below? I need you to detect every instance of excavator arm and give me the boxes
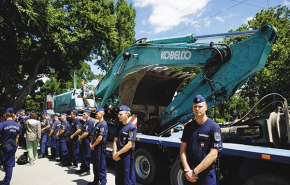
[95,24,277,132]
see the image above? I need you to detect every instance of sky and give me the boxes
[88,0,290,84]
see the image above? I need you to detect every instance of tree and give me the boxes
[221,5,290,115]
[0,0,136,111]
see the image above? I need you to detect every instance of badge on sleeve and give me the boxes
[214,132,221,141]
[129,131,133,137]
[100,127,104,132]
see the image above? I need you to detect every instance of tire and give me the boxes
[243,174,290,185]
[170,159,185,185]
[134,149,160,184]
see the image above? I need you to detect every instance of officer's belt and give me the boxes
[0,141,17,149]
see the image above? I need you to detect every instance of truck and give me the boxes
[51,23,290,185]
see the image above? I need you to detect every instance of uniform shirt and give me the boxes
[71,118,81,135]
[60,120,69,136]
[81,84,90,96]
[115,122,137,151]
[181,118,222,165]
[46,118,53,133]
[40,118,50,134]
[91,120,108,146]
[52,120,62,135]
[0,120,21,144]
[82,119,94,138]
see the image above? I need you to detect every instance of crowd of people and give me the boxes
[0,105,138,185]
[0,93,222,185]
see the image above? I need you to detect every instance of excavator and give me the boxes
[52,24,290,184]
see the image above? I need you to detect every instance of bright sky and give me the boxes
[89,0,290,79]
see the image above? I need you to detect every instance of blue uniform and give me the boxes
[181,118,222,185]
[18,115,28,147]
[115,122,137,185]
[40,118,50,156]
[59,120,69,162]
[80,119,94,172]
[70,118,81,165]
[91,120,108,185]
[51,120,61,158]
[0,120,20,185]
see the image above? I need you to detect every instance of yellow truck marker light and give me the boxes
[261,154,270,160]
[137,138,140,141]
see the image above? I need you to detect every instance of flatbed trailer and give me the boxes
[104,132,290,185]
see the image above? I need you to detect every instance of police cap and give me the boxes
[232,112,238,117]
[6,108,14,113]
[193,94,205,103]
[42,110,47,115]
[95,108,105,113]
[83,109,92,114]
[61,113,68,117]
[118,105,131,112]
[72,109,79,115]
[31,110,36,113]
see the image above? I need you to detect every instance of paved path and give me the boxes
[0,147,143,185]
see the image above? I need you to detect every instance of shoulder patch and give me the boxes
[100,127,104,132]
[129,131,133,137]
[214,132,221,142]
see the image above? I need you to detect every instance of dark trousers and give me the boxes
[40,133,48,155]
[59,136,68,161]
[183,168,216,185]
[69,137,79,165]
[80,137,91,171]
[51,135,59,157]
[83,94,90,107]
[92,146,107,185]
[115,152,136,185]
[1,146,17,185]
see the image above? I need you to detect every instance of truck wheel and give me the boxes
[134,149,159,184]
[243,174,290,185]
[170,159,184,185]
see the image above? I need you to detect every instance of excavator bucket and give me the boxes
[119,66,193,119]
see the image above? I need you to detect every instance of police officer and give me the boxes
[113,105,137,185]
[49,114,61,159]
[0,108,21,185]
[64,109,81,168]
[75,109,94,176]
[56,113,69,164]
[39,110,49,158]
[180,94,222,185]
[81,80,91,108]
[88,108,108,185]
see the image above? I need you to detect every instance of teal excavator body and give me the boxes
[94,24,277,135]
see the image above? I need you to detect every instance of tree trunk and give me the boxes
[12,58,45,110]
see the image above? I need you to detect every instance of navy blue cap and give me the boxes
[42,110,47,115]
[232,112,238,116]
[83,109,92,114]
[17,111,20,114]
[61,113,68,116]
[72,109,79,115]
[118,105,131,112]
[53,113,59,117]
[95,108,105,113]
[26,112,30,116]
[31,110,36,113]
[6,108,14,113]
[193,94,205,103]
[20,109,25,112]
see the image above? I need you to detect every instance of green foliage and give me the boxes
[0,0,136,111]
[219,5,290,118]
